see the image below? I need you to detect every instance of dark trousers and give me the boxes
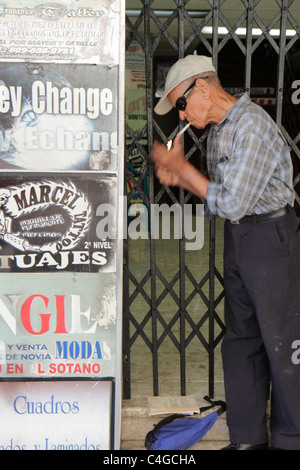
[222,208,300,449]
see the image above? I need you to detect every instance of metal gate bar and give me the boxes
[123,0,300,399]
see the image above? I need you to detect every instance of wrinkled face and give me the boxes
[168,79,212,129]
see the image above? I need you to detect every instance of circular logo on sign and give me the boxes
[2,180,92,254]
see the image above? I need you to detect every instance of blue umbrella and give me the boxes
[145,396,226,450]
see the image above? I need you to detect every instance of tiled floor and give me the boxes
[126,215,226,404]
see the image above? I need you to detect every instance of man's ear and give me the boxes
[195,78,209,97]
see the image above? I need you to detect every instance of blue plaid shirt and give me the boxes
[206,93,295,220]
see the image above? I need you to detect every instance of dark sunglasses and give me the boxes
[175,76,209,111]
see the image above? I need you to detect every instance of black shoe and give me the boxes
[221,442,268,450]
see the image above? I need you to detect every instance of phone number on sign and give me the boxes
[0,46,75,55]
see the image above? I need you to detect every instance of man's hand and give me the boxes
[150,135,187,187]
[150,134,210,200]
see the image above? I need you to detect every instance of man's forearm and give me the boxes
[178,160,210,200]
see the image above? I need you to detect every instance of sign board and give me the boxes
[0,272,117,378]
[0,0,120,65]
[0,174,117,272]
[0,62,119,172]
[0,0,125,450]
[0,380,113,450]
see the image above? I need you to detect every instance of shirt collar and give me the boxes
[213,92,250,130]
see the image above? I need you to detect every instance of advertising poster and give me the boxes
[0,381,113,450]
[0,272,116,378]
[0,173,117,272]
[0,62,119,171]
[125,36,148,213]
[0,0,120,65]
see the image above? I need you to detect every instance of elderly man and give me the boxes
[151,55,300,450]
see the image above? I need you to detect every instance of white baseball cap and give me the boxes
[154,55,216,115]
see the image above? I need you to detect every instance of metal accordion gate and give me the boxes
[123,0,300,399]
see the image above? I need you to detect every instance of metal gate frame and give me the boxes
[123,0,300,399]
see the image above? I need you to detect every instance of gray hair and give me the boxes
[197,71,222,88]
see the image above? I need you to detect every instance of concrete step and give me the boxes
[121,439,230,450]
[121,397,230,451]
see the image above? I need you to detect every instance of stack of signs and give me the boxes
[0,0,125,450]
